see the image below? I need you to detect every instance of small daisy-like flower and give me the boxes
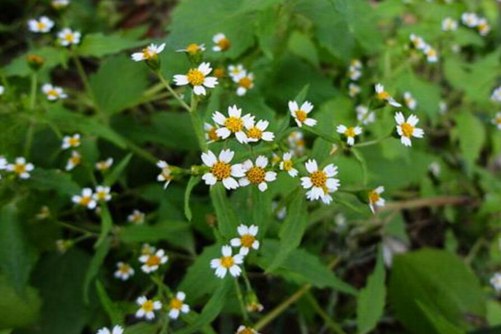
[490,273,501,293]
[441,17,458,31]
[7,157,34,179]
[423,45,438,63]
[375,84,401,107]
[94,185,111,202]
[168,291,190,319]
[289,100,316,127]
[0,156,6,171]
[301,159,340,205]
[96,158,113,172]
[28,16,54,33]
[244,119,274,143]
[351,59,362,69]
[141,243,156,255]
[156,160,172,189]
[139,249,168,273]
[279,152,298,177]
[410,34,427,50]
[461,12,479,27]
[236,326,260,334]
[62,133,81,150]
[210,245,244,278]
[336,125,362,146]
[356,105,375,125]
[368,186,385,214]
[236,72,254,96]
[395,112,424,147]
[230,225,260,256]
[173,62,218,96]
[201,149,244,190]
[128,209,146,224]
[72,188,97,209]
[51,0,70,9]
[97,325,123,334]
[176,43,205,55]
[57,28,81,46]
[348,67,362,81]
[136,296,162,320]
[492,112,501,130]
[204,122,220,143]
[114,262,134,281]
[228,64,246,81]
[491,87,501,103]
[131,43,166,62]
[65,150,81,171]
[348,83,361,98]
[213,105,254,143]
[42,84,67,101]
[477,18,491,36]
[239,156,277,192]
[287,130,306,155]
[403,92,417,110]
[212,33,231,52]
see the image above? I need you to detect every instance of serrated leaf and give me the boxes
[454,111,486,172]
[77,33,144,57]
[184,176,201,221]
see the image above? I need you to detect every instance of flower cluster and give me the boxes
[461,12,491,36]
[0,157,35,179]
[71,185,111,209]
[409,34,438,63]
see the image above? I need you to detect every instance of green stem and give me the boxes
[351,148,368,186]
[157,72,191,112]
[58,221,99,236]
[24,122,35,158]
[72,54,93,100]
[30,72,37,110]
[304,293,346,334]
[235,278,249,322]
[189,94,207,151]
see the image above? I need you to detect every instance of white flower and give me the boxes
[114,262,134,281]
[156,160,172,189]
[57,28,81,46]
[236,72,254,96]
[228,64,246,81]
[212,33,231,52]
[301,159,340,205]
[403,92,417,110]
[287,130,306,155]
[477,18,491,36]
[336,125,362,146]
[210,245,244,278]
[131,43,166,62]
[173,62,218,96]
[375,84,401,107]
[236,326,260,334]
[356,105,375,125]
[492,112,501,130]
[0,85,4,95]
[395,112,424,147]
[136,296,162,320]
[28,16,54,33]
[96,158,113,172]
[201,149,244,190]
[491,87,501,103]
[176,43,205,55]
[0,156,7,171]
[62,134,81,150]
[461,12,479,27]
[96,325,123,334]
[204,122,220,143]
[350,59,362,69]
[491,273,501,293]
[410,34,427,50]
[441,17,458,31]
[279,152,298,177]
[168,291,190,319]
[7,157,34,179]
[72,188,97,209]
[244,119,274,143]
[42,84,67,101]
[348,83,361,97]
[128,209,146,224]
[51,0,69,9]
[65,150,81,171]
[423,45,438,63]
[368,186,385,214]
[94,185,111,202]
[289,100,316,127]
[213,105,254,143]
[348,68,362,81]
[428,161,441,177]
[141,243,156,255]
[139,249,168,273]
[230,225,260,256]
[239,156,277,192]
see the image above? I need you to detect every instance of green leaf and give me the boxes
[389,249,486,334]
[77,32,144,57]
[417,300,465,334]
[89,55,149,114]
[357,249,386,334]
[0,276,41,330]
[454,111,486,172]
[83,238,110,304]
[104,153,132,186]
[266,190,308,272]
[210,184,240,238]
[96,204,113,247]
[184,176,201,221]
[3,47,68,77]
[28,168,81,196]
[95,280,123,325]
[124,323,159,334]
[288,31,319,68]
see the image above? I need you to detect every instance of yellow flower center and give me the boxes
[68,137,79,146]
[295,110,307,123]
[64,33,74,42]
[282,159,293,171]
[238,77,253,89]
[211,161,231,180]
[224,117,243,133]
[246,166,265,184]
[217,38,230,51]
[185,43,201,55]
[79,196,91,206]
[240,234,256,248]
[495,117,501,125]
[161,169,172,180]
[96,191,108,201]
[247,127,262,139]
[170,298,183,310]
[426,49,436,57]
[47,89,59,98]
[401,122,414,138]
[344,127,356,138]
[146,255,161,267]
[214,68,225,78]
[119,264,131,274]
[69,155,81,166]
[187,69,205,86]
[141,48,156,60]
[142,300,154,313]
[13,164,26,175]
[238,328,254,334]
[310,170,327,188]
[220,256,234,268]
[369,190,380,204]
[208,127,219,141]
[36,22,47,30]
[377,91,390,100]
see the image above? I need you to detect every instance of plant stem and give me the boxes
[380,196,472,212]
[235,278,249,322]
[29,72,37,110]
[189,94,207,151]
[304,293,346,334]
[157,72,191,112]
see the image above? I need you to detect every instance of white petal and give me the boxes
[222,177,239,190]
[413,128,424,138]
[255,156,268,168]
[288,100,299,112]
[193,85,206,95]
[201,151,217,167]
[407,114,419,126]
[219,149,234,163]
[173,75,189,86]
[336,125,347,133]
[305,159,318,173]
[394,112,405,125]
[230,238,242,247]
[304,118,317,127]
[258,182,268,192]
[216,127,231,139]
[204,77,218,88]
[301,176,313,189]
[202,173,217,185]
[301,101,313,113]
[265,171,277,182]
[229,265,241,277]
[212,111,226,125]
